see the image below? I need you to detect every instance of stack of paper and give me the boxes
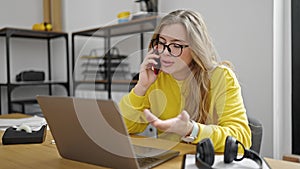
[0,115,47,131]
[183,154,270,169]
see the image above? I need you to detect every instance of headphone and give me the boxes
[196,136,263,169]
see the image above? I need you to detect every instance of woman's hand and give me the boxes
[143,109,193,137]
[134,51,160,96]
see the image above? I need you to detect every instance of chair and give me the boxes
[248,116,263,154]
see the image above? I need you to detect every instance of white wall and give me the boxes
[0,0,43,28]
[0,0,292,159]
[63,0,133,32]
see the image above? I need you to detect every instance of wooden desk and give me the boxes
[1,114,300,169]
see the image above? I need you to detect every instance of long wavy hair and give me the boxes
[151,10,223,123]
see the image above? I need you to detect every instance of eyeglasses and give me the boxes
[151,39,189,57]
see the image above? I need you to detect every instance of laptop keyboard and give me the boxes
[133,145,179,168]
[137,157,160,167]
[133,145,167,157]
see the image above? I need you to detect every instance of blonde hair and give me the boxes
[152,9,226,123]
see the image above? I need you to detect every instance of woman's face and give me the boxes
[158,23,192,79]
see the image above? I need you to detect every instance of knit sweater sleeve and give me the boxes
[192,66,252,152]
[119,87,151,134]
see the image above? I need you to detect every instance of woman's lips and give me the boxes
[161,59,174,67]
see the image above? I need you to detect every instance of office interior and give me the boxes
[0,0,298,162]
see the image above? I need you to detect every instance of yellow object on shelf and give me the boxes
[117,11,130,18]
[32,22,52,31]
[117,11,130,23]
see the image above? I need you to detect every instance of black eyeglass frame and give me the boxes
[151,38,189,57]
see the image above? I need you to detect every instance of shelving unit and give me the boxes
[0,27,70,114]
[80,47,129,81]
[72,16,160,99]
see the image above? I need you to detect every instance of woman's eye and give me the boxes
[172,44,182,48]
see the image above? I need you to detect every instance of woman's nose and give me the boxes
[162,46,172,57]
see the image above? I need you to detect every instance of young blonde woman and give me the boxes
[119,9,251,152]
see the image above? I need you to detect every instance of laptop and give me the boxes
[36,95,179,169]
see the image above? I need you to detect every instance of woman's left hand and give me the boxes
[143,109,193,136]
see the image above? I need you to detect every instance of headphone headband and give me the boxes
[244,149,263,167]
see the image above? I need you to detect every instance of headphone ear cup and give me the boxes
[224,136,238,163]
[196,138,215,166]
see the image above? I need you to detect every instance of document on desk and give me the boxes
[0,115,47,131]
[182,154,271,169]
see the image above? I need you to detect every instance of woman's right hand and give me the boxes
[134,51,160,96]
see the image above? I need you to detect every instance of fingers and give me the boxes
[143,109,169,131]
[178,110,190,122]
[143,109,175,131]
[141,53,160,70]
[144,109,158,122]
[136,53,160,91]
[143,109,192,136]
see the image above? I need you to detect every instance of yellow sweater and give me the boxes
[119,65,251,152]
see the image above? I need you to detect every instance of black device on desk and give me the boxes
[2,124,47,145]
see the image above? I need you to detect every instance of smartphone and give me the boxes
[152,49,161,75]
[153,58,161,75]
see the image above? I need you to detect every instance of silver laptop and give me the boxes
[36,95,179,169]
